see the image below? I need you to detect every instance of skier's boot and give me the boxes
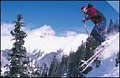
[93,57,101,68]
[115,59,119,67]
[95,59,101,68]
[115,52,119,67]
[82,66,92,74]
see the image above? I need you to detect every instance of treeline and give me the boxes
[107,19,119,34]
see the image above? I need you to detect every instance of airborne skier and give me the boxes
[79,4,107,73]
[81,4,107,45]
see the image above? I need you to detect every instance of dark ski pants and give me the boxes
[90,20,107,44]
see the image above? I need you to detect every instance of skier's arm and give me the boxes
[85,9,96,20]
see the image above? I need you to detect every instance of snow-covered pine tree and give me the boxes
[48,55,58,77]
[107,19,114,34]
[41,63,48,77]
[67,51,76,77]
[4,15,29,77]
[114,19,119,32]
[59,55,68,77]
[32,66,42,77]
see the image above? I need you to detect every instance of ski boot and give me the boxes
[95,59,101,68]
[94,57,101,68]
[115,52,119,67]
[82,66,92,74]
[115,59,119,67]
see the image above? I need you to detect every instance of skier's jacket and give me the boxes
[85,6,106,25]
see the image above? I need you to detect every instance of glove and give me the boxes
[82,18,86,23]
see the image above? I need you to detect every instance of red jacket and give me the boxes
[85,7,106,25]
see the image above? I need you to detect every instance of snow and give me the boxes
[1,23,119,77]
[1,49,11,75]
[24,33,88,55]
[86,33,119,77]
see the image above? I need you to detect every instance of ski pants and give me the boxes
[90,20,107,44]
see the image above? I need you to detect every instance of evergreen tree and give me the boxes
[59,55,68,77]
[67,52,76,77]
[41,63,48,77]
[48,55,58,77]
[73,41,87,77]
[4,15,29,77]
[33,66,42,77]
[107,19,114,33]
[114,19,119,32]
[48,54,66,77]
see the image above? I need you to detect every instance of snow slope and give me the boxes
[86,33,119,77]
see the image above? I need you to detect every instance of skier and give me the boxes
[81,4,107,45]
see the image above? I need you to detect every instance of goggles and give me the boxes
[82,7,87,13]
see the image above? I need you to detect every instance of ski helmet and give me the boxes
[81,6,87,13]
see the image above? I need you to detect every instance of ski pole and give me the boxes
[83,22,90,37]
[83,14,90,37]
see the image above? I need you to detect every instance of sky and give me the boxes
[1,1,119,35]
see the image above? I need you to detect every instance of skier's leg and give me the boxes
[93,21,107,44]
[90,26,101,45]
[90,26,97,39]
[95,29,105,43]
[97,20,107,39]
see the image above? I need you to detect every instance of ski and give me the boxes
[81,45,107,72]
[79,42,108,68]
[81,54,99,72]
[79,41,110,73]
